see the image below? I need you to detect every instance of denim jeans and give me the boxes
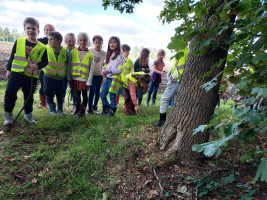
[43,75,64,104]
[100,78,116,109]
[62,76,68,103]
[137,88,146,98]
[39,70,45,95]
[148,80,159,95]
[4,71,38,114]
[88,75,103,109]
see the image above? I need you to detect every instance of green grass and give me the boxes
[0,81,164,199]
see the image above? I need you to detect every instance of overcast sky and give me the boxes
[0,0,182,53]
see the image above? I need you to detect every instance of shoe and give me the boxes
[106,107,116,117]
[57,102,67,115]
[75,103,85,117]
[63,103,67,110]
[138,98,142,106]
[151,94,157,106]
[3,112,13,126]
[72,101,80,115]
[153,120,165,127]
[93,106,98,111]
[70,105,75,112]
[96,105,109,115]
[48,103,57,116]
[169,101,174,109]
[146,101,149,106]
[38,94,48,109]
[24,113,37,124]
[87,108,95,115]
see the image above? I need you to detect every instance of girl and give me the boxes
[146,49,166,106]
[38,24,55,109]
[87,35,106,114]
[133,48,150,106]
[123,72,151,116]
[97,36,124,116]
[67,32,94,117]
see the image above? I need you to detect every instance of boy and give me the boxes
[3,17,48,125]
[153,47,189,127]
[43,31,67,115]
[64,33,76,112]
[118,44,134,107]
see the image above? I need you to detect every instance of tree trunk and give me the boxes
[159,1,235,164]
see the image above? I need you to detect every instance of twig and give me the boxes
[153,168,164,195]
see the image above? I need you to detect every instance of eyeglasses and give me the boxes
[66,40,75,44]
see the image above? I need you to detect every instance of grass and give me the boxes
[0,80,164,199]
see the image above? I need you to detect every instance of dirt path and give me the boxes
[0,42,13,80]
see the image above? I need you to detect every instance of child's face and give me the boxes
[44,25,54,38]
[48,36,61,48]
[65,36,75,50]
[159,53,164,61]
[140,81,147,88]
[24,23,40,40]
[122,50,130,58]
[78,36,87,49]
[93,38,103,51]
[109,39,117,51]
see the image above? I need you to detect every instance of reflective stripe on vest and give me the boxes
[109,64,124,94]
[43,46,67,77]
[70,48,93,80]
[121,58,133,87]
[123,72,144,89]
[11,37,46,78]
[170,48,189,82]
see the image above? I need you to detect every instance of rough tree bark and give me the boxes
[159,1,236,163]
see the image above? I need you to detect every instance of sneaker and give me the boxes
[70,105,75,112]
[3,112,13,126]
[153,120,165,127]
[24,113,37,124]
[57,110,67,115]
[63,103,67,110]
[87,108,95,115]
[93,106,98,111]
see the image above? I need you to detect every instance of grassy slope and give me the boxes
[0,80,164,199]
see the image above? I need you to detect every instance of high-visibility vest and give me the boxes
[121,57,133,87]
[11,38,46,78]
[104,62,124,94]
[170,47,189,82]
[123,72,144,89]
[43,46,67,77]
[71,48,94,80]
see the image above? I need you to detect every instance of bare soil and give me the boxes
[0,42,12,80]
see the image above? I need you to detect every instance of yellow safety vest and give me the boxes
[105,62,124,94]
[121,57,133,87]
[123,72,144,89]
[11,38,46,78]
[71,48,94,80]
[43,46,67,76]
[170,47,189,82]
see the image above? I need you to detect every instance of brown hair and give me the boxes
[139,48,150,67]
[23,17,39,31]
[105,36,121,64]
[93,35,103,43]
[48,31,62,42]
[77,32,90,47]
[122,44,131,51]
[156,49,166,62]
[44,24,55,31]
[132,73,151,92]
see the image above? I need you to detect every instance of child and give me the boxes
[122,72,151,115]
[64,33,76,112]
[146,49,166,106]
[38,24,55,109]
[133,48,150,105]
[3,17,48,125]
[43,31,67,116]
[153,47,189,127]
[87,35,106,114]
[116,44,133,108]
[66,32,94,117]
[97,36,124,116]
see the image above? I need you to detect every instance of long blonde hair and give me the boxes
[77,32,90,47]
[139,48,150,66]
[156,49,166,62]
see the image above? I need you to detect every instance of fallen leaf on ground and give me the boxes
[66,189,72,195]
[177,186,187,193]
[31,190,38,196]
[48,140,55,144]
[5,156,15,161]
[146,190,158,199]
[29,137,35,139]
[32,178,38,184]
[46,168,50,173]
[46,122,50,125]
[24,156,28,160]
[0,131,3,135]
[102,192,108,200]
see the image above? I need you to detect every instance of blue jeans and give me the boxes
[100,78,116,109]
[43,75,64,104]
[148,80,159,95]
[88,75,103,109]
[62,76,68,103]
[137,88,146,98]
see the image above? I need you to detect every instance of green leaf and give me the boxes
[237,56,252,67]
[254,157,267,183]
[236,78,250,89]
[235,0,252,14]
[253,37,266,51]
[200,37,216,49]
[207,0,217,7]
[218,25,228,35]
[221,174,235,184]
[193,125,207,135]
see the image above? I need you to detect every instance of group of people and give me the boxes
[3,17,188,127]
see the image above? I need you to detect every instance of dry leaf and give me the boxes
[66,189,72,195]
[63,177,68,183]
[24,156,28,160]
[32,190,38,196]
[0,130,3,135]
[122,133,126,136]
[146,190,158,199]
[46,168,50,173]
[5,155,15,161]
[46,122,50,125]
[53,136,57,138]
[32,178,38,184]
[48,140,55,145]
[29,136,35,140]
[127,129,131,133]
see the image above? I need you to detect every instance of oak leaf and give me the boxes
[32,178,38,184]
